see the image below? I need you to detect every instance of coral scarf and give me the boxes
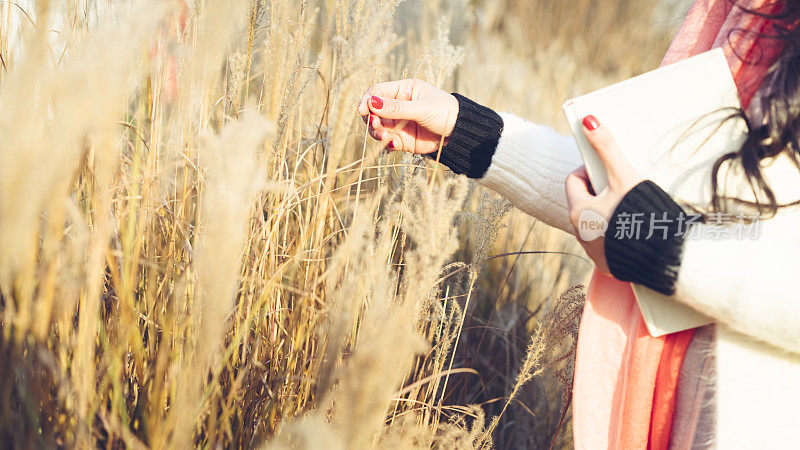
[571,1,783,448]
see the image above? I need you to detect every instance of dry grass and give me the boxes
[0,0,681,448]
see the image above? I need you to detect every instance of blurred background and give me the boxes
[0,0,689,448]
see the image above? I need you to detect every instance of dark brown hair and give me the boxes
[707,0,800,217]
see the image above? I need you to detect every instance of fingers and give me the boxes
[565,165,593,209]
[367,116,396,142]
[368,117,399,151]
[373,123,437,154]
[365,115,404,151]
[357,79,415,115]
[367,116,383,141]
[366,95,429,122]
[367,115,383,134]
[388,125,422,153]
[356,79,443,154]
[368,101,417,153]
[581,115,636,191]
[380,126,417,153]
[565,165,595,231]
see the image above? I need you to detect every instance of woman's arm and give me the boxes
[432,93,583,234]
[559,114,800,353]
[357,80,582,232]
[605,180,800,355]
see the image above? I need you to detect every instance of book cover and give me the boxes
[562,47,748,336]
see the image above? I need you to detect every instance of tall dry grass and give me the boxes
[0,0,682,448]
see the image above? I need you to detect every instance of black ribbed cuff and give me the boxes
[425,93,503,179]
[604,180,702,296]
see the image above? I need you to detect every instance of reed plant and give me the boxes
[0,0,679,447]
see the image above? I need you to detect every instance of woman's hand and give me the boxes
[565,115,645,274]
[356,79,458,154]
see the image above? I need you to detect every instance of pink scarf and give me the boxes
[571,1,783,448]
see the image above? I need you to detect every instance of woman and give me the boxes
[357,0,800,448]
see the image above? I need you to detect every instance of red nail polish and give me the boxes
[583,115,600,131]
[386,140,394,149]
[370,96,383,109]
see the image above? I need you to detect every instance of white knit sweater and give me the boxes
[475,110,800,448]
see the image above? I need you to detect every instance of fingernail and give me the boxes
[582,115,600,131]
[372,116,380,128]
[386,140,395,150]
[370,96,383,109]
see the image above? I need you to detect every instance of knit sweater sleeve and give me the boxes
[435,93,800,353]
[672,221,800,354]
[604,180,800,355]
[431,93,583,234]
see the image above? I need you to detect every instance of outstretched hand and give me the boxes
[565,115,645,274]
[357,78,459,154]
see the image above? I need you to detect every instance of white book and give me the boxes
[562,47,748,337]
